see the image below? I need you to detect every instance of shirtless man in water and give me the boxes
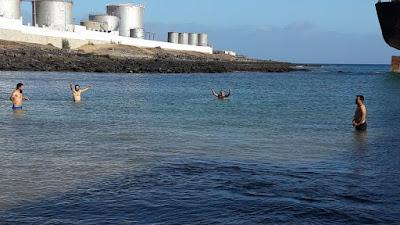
[212,88,231,100]
[69,82,92,102]
[353,95,368,131]
[10,83,29,110]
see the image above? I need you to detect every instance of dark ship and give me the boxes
[376,0,400,71]
[376,0,400,50]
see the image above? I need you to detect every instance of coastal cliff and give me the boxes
[0,40,300,73]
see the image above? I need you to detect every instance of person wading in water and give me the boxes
[212,88,231,100]
[353,95,368,131]
[69,82,92,102]
[10,83,29,110]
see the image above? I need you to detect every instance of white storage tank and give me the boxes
[89,14,119,31]
[0,0,21,19]
[178,32,189,45]
[188,33,198,46]
[130,28,144,39]
[106,3,144,37]
[81,20,108,32]
[168,32,179,44]
[198,33,208,46]
[32,0,73,31]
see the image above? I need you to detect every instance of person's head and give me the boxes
[16,83,23,93]
[220,90,225,96]
[356,95,365,105]
[75,85,80,91]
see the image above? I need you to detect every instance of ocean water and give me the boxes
[0,65,399,224]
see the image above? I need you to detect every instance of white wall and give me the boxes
[0,16,23,29]
[0,17,213,54]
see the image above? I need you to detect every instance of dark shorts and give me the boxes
[355,123,367,131]
[12,105,23,111]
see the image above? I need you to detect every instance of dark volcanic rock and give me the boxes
[0,40,301,74]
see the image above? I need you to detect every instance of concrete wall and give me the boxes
[0,17,213,54]
[0,27,103,49]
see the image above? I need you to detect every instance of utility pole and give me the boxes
[65,0,67,31]
[33,0,36,26]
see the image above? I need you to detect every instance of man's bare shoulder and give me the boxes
[358,105,367,116]
[361,104,367,111]
[11,90,20,96]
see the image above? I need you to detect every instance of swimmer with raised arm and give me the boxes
[212,88,231,100]
[70,82,92,102]
[10,83,29,110]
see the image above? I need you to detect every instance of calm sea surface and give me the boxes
[0,65,399,224]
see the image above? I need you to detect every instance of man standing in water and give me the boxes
[69,82,92,102]
[212,88,231,100]
[10,83,29,110]
[353,95,368,131]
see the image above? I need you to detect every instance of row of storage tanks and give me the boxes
[168,32,208,47]
[82,3,145,39]
[0,0,209,45]
[0,0,145,38]
[0,0,74,31]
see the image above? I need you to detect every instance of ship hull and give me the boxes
[376,2,400,50]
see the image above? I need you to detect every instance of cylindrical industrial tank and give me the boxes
[130,28,144,39]
[167,32,179,44]
[188,33,198,46]
[178,32,189,45]
[32,0,73,31]
[81,20,108,32]
[0,0,21,19]
[198,33,208,46]
[106,3,144,37]
[89,14,119,31]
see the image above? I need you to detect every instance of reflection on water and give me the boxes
[12,109,26,119]
[353,130,368,151]
[0,65,399,224]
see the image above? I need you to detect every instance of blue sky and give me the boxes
[21,0,397,64]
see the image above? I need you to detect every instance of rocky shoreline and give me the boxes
[0,40,303,74]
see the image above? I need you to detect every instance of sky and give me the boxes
[21,0,398,64]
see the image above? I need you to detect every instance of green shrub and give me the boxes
[62,39,70,50]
